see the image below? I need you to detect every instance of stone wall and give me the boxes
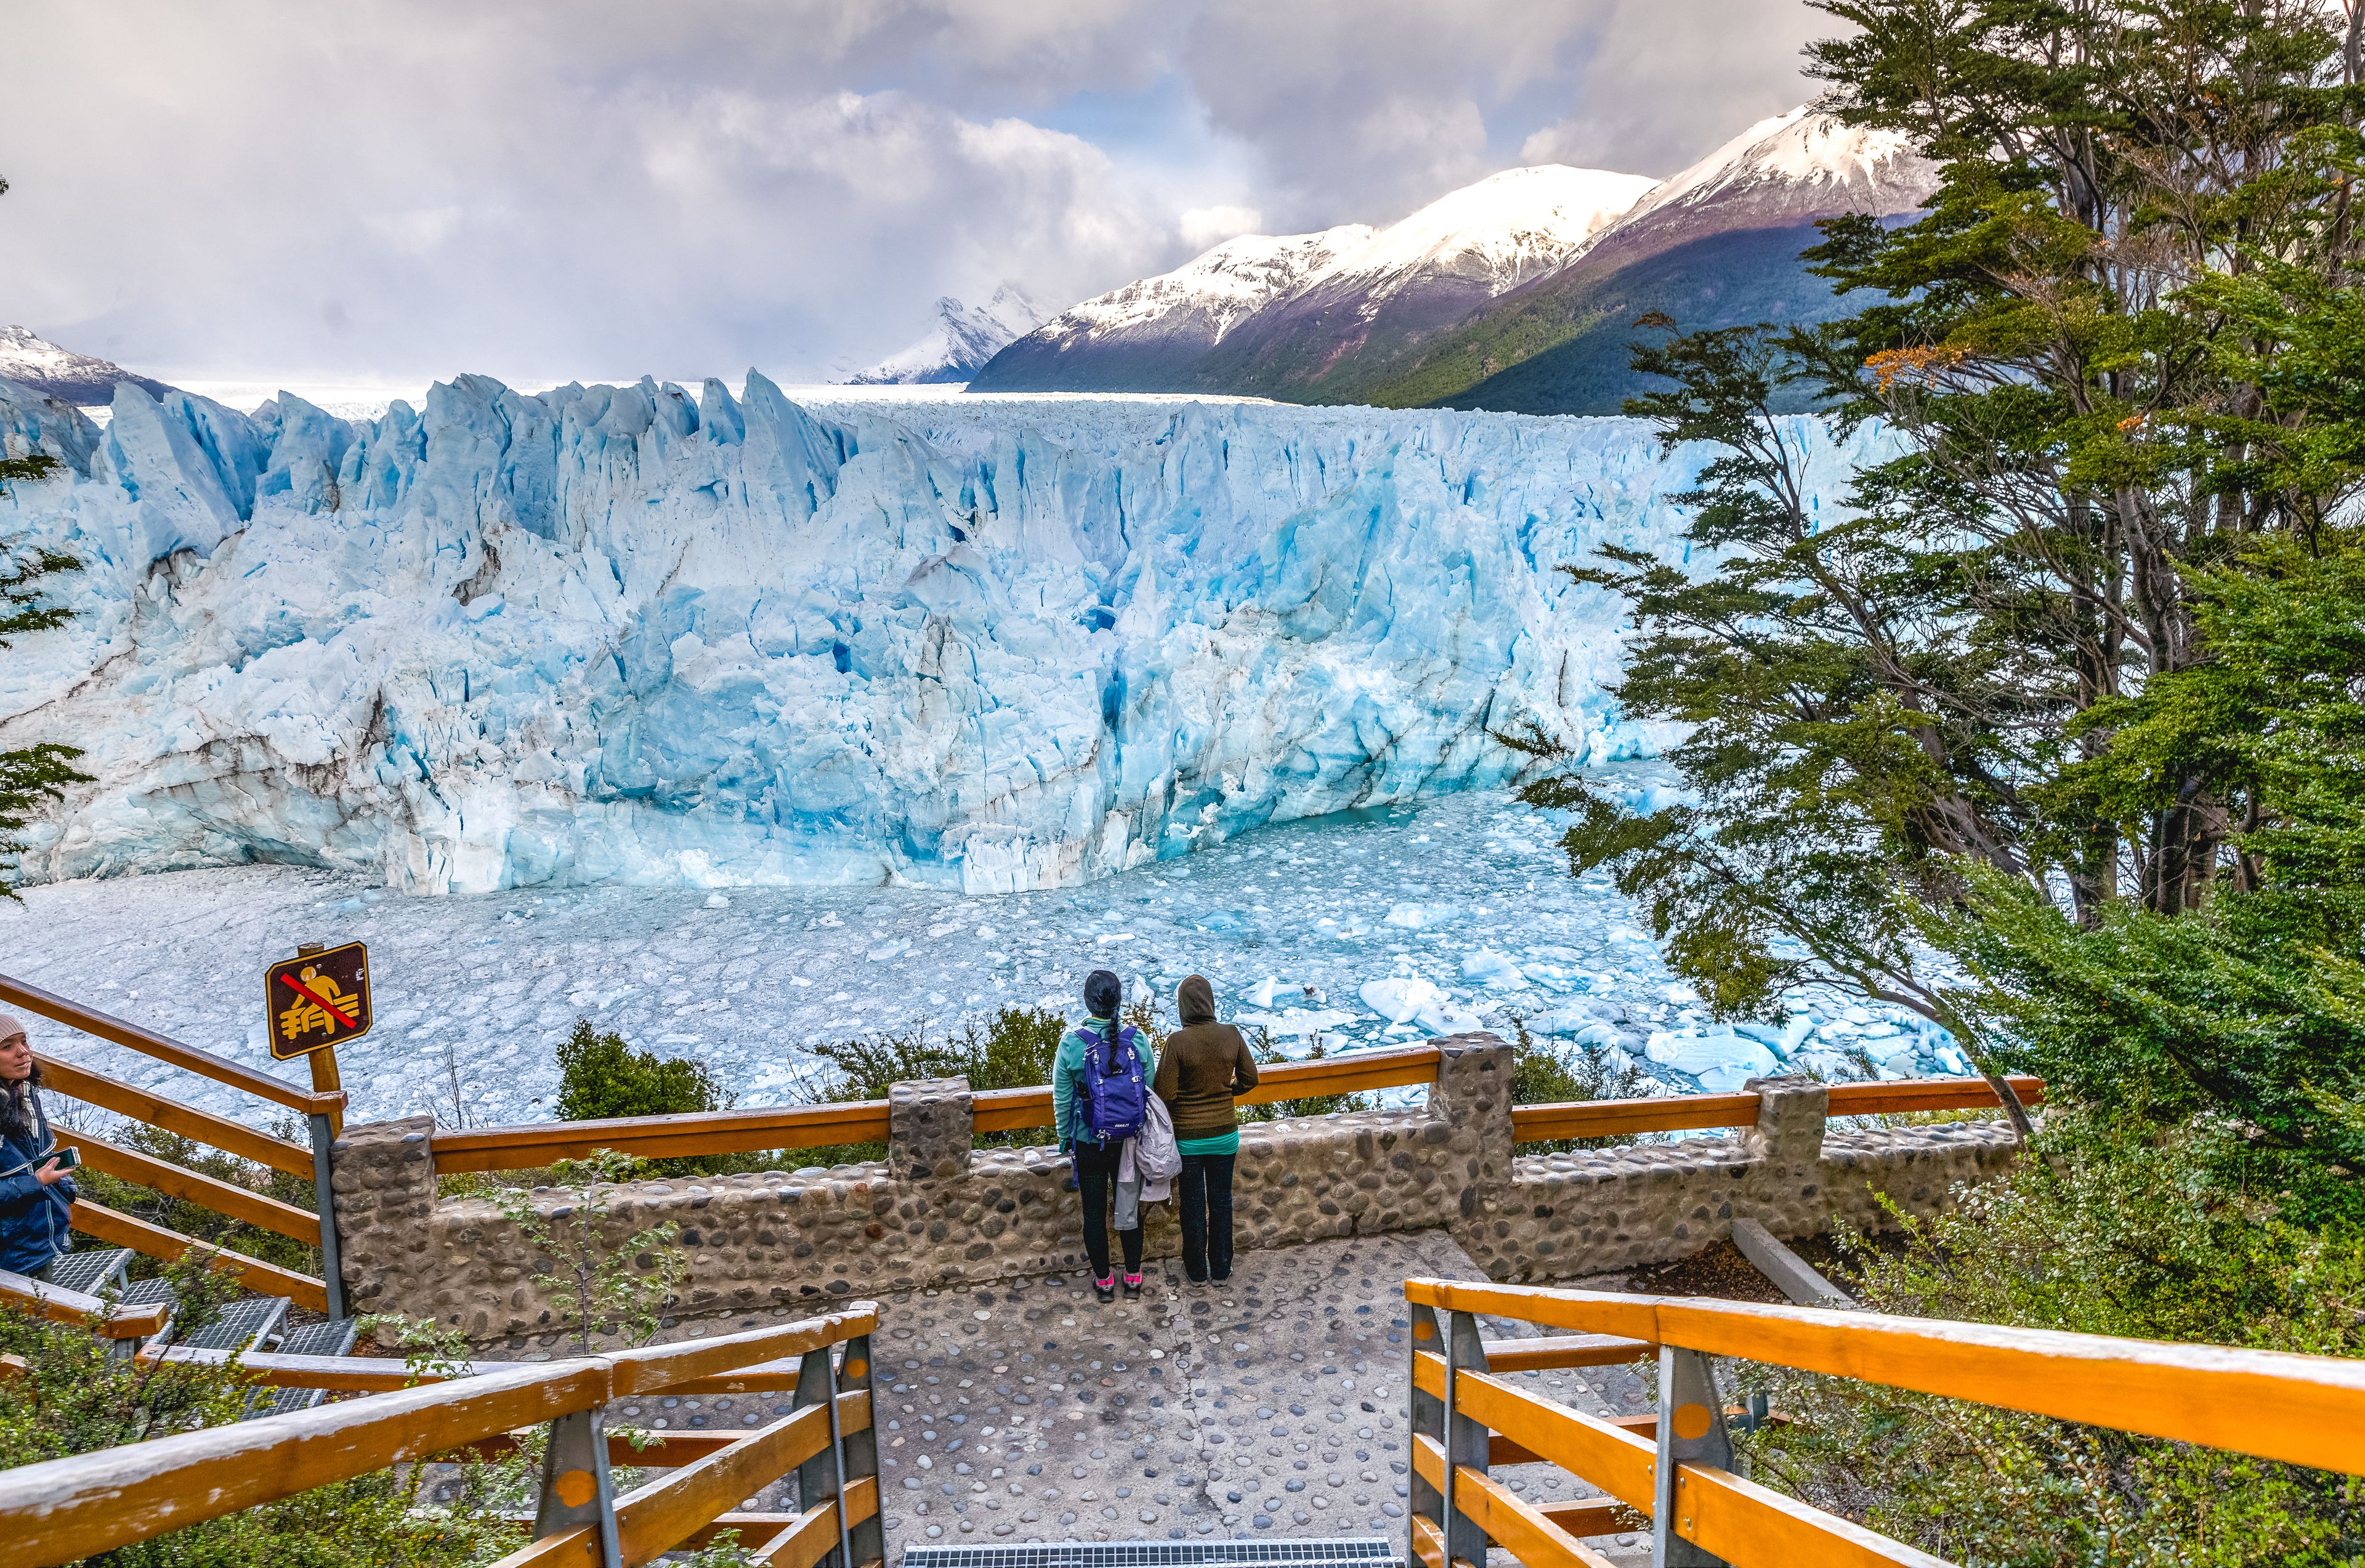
[329,1036,2020,1339]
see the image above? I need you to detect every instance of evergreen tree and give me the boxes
[0,453,87,900]
[1514,1,2365,1134]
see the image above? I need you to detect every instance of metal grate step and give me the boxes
[248,1316,361,1418]
[903,1541,1404,1568]
[38,1247,132,1298]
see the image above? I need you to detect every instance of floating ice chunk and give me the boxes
[1383,903,1458,929]
[1521,1006,1593,1036]
[1935,1045,1968,1075]
[1360,976,1441,1023]
[867,939,910,961]
[1239,1008,1358,1037]
[705,892,730,908]
[1460,948,1525,988]
[1242,976,1279,1008]
[1643,1029,1779,1078]
[1696,1064,1765,1092]
[1519,961,1579,993]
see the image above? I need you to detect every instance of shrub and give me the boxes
[1732,1111,2365,1564]
[69,1120,319,1277]
[551,1018,739,1177]
[1503,1016,1653,1154]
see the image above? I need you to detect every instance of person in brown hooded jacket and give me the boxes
[1152,975,1258,1282]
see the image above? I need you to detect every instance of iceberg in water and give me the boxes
[0,373,1878,895]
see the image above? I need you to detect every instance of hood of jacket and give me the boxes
[1178,974,1217,1026]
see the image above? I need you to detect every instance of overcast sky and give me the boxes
[1,1,1830,389]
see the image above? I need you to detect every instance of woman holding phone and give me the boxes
[0,1012,78,1276]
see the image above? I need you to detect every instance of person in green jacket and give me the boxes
[1051,969,1155,1301]
[1153,974,1258,1282]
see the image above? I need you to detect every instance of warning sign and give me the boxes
[264,942,373,1060]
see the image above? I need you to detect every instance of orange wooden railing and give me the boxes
[1,971,345,1314]
[0,1305,883,1568]
[434,1034,2040,1174]
[1405,1277,2365,1568]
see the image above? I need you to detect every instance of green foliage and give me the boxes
[793,1007,1070,1161]
[554,1018,732,1121]
[1502,1014,1653,1153]
[0,478,89,897]
[69,1120,320,1277]
[0,1253,528,1566]
[1733,1113,2365,1564]
[495,1149,688,1356]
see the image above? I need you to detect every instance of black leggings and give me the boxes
[1178,1151,1237,1281]
[1072,1139,1142,1281]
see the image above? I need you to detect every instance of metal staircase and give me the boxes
[904,1539,1406,1568]
[35,1245,360,1416]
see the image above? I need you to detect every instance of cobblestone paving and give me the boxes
[552,1230,1662,1561]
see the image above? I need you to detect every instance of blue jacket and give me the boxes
[0,1083,75,1276]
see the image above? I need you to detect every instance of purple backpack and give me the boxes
[1075,1024,1147,1142]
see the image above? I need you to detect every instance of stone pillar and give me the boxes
[1428,1032,1514,1218]
[329,1115,440,1319]
[1740,1074,1829,1238]
[889,1076,974,1182]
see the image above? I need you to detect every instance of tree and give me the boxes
[0,167,90,895]
[1513,2,2365,1137]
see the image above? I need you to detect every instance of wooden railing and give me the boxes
[1404,1277,2365,1568]
[1,972,347,1314]
[433,1034,2039,1175]
[0,1304,883,1568]
[1507,1073,2047,1144]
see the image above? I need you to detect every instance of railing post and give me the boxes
[794,1333,850,1568]
[1407,1302,1444,1566]
[839,1332,884,1568]
[305,1111,347,1320]
[1441,1309,1490,1568]
[1652,1348,1734,1568]
[535,1406,623,1568]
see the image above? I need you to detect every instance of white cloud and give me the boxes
[0,0,1830,386]
[1178,204,1263,249]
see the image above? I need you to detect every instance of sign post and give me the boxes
[265,940,373,1322]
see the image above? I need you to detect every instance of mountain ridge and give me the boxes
[0,325,177,406]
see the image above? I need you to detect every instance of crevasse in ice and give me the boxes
[0,373,1880,897]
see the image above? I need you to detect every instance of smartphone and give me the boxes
[43,1147,80,1172]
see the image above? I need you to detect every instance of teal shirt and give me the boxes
[1175,1129,1240,1157]
[1051,1017,1156,1149]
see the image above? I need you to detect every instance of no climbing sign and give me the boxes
[264,941,374,1060]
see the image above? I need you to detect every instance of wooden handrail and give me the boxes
[1408,1278,2365,1477]
[432,1101,895,1173]
[0,1360,611,1564]
[36,1053,315,1178]
[1508,1074,2047,1144]
[1,972,339,1117]
[0,1265,171,1339]
[56,1129,321,1245]
[71,1200,329,1314]
[0,1305,878,1567]
[971,1044,1446,1133]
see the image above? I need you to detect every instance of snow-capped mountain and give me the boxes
[967,227,1372,393]
[1193,165,1656,400]
[0,326,175,406]
[844,285,1047,385]
[971,164,1651,397]
[1364,105,1939,414]
[1574,104,1933,273]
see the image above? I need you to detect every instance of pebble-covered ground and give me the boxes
[520,1232,1658,1562]
[0,773,1959,1133]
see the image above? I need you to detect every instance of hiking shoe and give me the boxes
[1122,1274,1143,1298]
[1095,1275,1117,1303]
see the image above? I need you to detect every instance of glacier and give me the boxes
[0,374,1881,897]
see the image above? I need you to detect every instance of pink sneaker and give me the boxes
[1123,1274,1144,1298]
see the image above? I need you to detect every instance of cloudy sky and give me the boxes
[1,1,1830,389]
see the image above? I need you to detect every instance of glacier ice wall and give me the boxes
[0,374,1877,895]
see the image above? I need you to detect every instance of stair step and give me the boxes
[181,1293,289,1352]
[903,1541,1404,1568]
[246,1317,362,1419]
[38,1248,133,1298]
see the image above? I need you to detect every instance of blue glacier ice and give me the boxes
[0,374,1883,897]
